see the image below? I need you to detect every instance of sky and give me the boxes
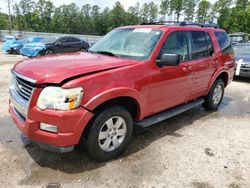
[0,0,217,14]
[0,0,161,14]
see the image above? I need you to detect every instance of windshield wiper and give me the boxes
[95,51,119,58]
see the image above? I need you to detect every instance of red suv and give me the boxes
[9,22,235,161]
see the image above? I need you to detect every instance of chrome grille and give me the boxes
[9,71,36,120]
[12,72,35,102]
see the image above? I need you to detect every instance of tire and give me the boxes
[44,49,54,56]
[203,79,225,110]
[86,106,133,161]
[79,48,86,52]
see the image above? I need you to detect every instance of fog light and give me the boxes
[40,123,58,133]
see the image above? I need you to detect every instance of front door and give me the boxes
[147,31,193,116]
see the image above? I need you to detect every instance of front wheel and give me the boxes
[79,48,86,52]
[203,79,225,110]
[44,49,54,56]
[86,106,133,161]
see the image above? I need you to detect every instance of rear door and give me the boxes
[188,31,217,99]
[69,37,82,52]
[57,37,76,53]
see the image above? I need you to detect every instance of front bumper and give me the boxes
[9,99,93,153]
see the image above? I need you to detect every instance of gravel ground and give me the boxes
[0,45,250,188]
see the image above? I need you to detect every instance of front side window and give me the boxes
[157,31,188,62]
[90,28,163,60]
[215,32,234,54]
[191,31,208,59]
[40,37,59,44]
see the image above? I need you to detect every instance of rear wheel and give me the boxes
[86,106,133,161]
[203,79,225,110]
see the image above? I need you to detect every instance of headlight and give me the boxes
[37,87,83,110]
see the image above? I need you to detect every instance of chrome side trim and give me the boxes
[12,70,36,84]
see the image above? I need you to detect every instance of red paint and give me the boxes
[10,25,235,148]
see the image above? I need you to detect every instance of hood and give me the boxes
[23,42,45,48]
[235,54,250,63]
[13,52,140,84]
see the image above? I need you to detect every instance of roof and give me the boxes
[120,24,224,32]
[119,21,224,32]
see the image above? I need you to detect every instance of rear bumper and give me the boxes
[9,101,93,152]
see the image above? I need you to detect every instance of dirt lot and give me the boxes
[0,45,250,188]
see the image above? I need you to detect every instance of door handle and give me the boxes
[182,64,192,72]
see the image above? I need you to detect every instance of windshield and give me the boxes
[233,44,250,54]
[90,28,163,60]
[40,37,59,44]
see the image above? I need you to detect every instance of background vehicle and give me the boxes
[20,36,90,57]
[233,43,250,77]
[7,36,44,54]
[2,35,17,53]
[229,33,249,44]
[9,22,235,161]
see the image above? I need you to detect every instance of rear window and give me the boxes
[215,32,234,54]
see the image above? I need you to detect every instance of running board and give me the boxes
[134,98,205,128]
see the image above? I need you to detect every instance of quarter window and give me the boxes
[158,31,188,61]
[215,32,234,54]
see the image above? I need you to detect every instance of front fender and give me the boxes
[83,87,144,119]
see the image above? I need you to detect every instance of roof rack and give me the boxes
[140,21,219,29]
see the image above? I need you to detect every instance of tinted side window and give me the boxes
[191,31,208,59]
[62,37,79,43]
[70,37,81,42]
[205,32,214,56]
[158,31,188,62]
[215,32,234,54]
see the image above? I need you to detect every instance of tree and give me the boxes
[127,2,141,24]
[18,0,35,30]
[141,2,158,22]
[36,0,54,32]
[107,2,127,31]
[0,12,9,30]
[184,0,198,21]
[196,0,211,23]
[169,0,183,21]
[160,0,170,18]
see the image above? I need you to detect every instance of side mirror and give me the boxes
[56,41,63,46]
[156,54,181,67]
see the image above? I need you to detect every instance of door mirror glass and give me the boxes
[156,54,181,66]
[57,41,63,46]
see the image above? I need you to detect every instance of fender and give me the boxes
[205,67,229,96]
[83,87,145,119]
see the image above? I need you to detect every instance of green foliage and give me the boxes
[184,0,198,21]
[0,13,9,30]
[0,0,249,35]
[196,0,212,23]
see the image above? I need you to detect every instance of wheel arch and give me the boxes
[82,94,142,139]
[205,71,229,95]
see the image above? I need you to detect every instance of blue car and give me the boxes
[2,35,17,53]
[7,36,44,54]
